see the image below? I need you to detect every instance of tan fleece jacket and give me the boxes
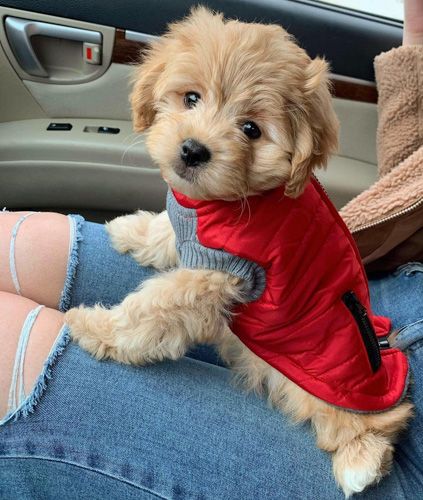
[340,45,423,273]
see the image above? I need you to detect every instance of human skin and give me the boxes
[403,0,423,45]
[0,212,69,418]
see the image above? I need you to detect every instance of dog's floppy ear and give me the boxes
[130,42,168,132]
[285,57,339,198]
[130,7,222,133]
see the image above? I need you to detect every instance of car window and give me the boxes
[316,0,404,21]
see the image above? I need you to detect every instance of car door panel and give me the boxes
[0,118,166,214]
[0,34,45,122]
[23,63,132,119]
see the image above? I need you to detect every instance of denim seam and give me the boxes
[0,325,71,426]
[58,214,85,312]
[0,456,169,499]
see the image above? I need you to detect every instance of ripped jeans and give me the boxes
[1,215,423,499]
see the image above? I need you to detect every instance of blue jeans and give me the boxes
[1,216,422,499]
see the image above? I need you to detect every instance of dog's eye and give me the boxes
[242,121,261,140]
[184,92,201,109]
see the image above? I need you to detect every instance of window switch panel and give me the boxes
[47,123,72,131]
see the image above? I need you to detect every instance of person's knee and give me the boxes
[0,291,65,421]
[0,211,70,308]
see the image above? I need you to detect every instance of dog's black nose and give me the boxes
[180,139,211,167]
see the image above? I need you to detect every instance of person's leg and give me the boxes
[0,210,221,366]
[0,286,342,499]
[0,215,421,498]
[0,291,64,420]
[389,320,423,495]
[369,262,423,330]
[0,210,156,311]
[0,212,70,309]
[369,263,423,494]
[0,209,155,421]
[0,298,416,500]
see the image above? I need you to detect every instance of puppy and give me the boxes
[66,7,412,497]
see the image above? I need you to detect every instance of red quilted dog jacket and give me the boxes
[167,178,409,412]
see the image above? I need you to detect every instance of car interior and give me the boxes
[0,0,402,222]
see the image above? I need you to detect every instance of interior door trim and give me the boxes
[111,29,145,65]
[331,76,377,104]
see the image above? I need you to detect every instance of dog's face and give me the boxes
[131,7,338,200]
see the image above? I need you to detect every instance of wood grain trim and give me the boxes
[112,30,378,103]
[331,76,378,104]
[112,29,147,65]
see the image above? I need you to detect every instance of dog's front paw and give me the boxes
[66,305,118,361]
[333,434,392,498]
[106,212,154,255]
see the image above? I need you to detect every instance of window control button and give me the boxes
[47,123,72,131]
[98,126,120,134]
[83,126,120,134]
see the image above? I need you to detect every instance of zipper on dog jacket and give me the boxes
[167,178,409,412]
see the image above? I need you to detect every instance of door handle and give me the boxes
[5,16,102,77]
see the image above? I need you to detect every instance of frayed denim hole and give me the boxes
[6,305,44,417]
[0,325,71,427]
[59,215,85,312]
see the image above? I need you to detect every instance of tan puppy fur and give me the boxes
[66,8,412,497]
